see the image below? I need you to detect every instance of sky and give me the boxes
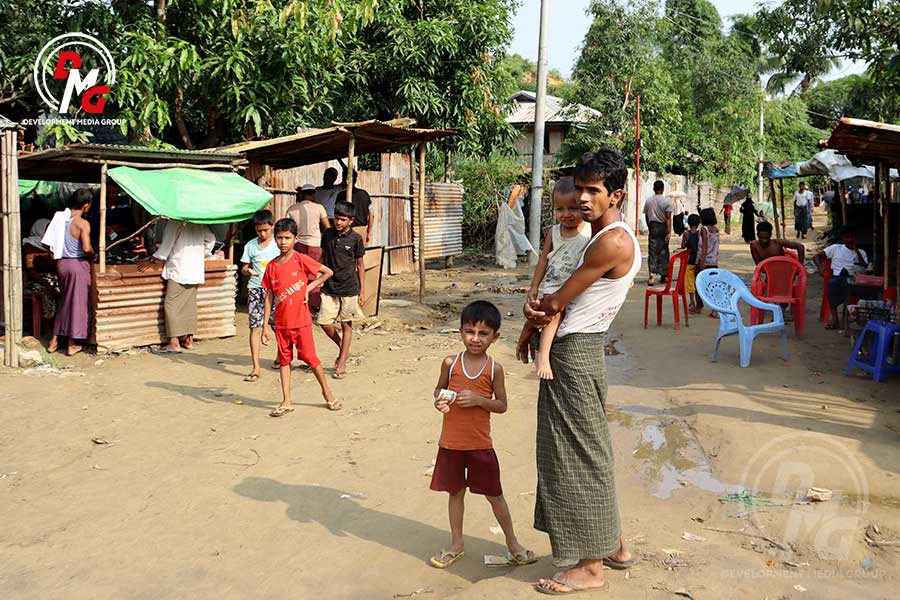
[508,0,866,82]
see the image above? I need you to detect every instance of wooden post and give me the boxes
[227,223,235,261]
[775,179,784,239]
[99,162,108,274]
[775,179,787,236]
[768,178,779,238]
[417,143,426,303]
[874,163,881,276]
[346,134,356,199]
[884,163,890,292]
[840,184,848,226]
[1,129,21,367]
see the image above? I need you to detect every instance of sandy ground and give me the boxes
[2,216,899,599]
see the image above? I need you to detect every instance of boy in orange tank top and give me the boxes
[429,301,537,569]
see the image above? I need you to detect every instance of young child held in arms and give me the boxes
[430,301,537,569]
[526,177,592,379]
[680,213,701,314]
[241,210,280,382]
[261,218,342,416]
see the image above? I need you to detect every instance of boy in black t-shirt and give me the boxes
[318,201,366,379]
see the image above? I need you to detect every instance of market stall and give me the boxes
[15,144,275,352]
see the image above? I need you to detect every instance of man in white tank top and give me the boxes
[518,149,639,595]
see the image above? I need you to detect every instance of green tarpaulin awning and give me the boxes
[108,166,272,224]
[19,179,38,197]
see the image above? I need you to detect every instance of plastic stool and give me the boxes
[845,320,900,382]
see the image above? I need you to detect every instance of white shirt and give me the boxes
[315,186,342,219]
[824,243,868,276]
[793,190,812,208]
[153,221,216,285]
[557,221,642,337]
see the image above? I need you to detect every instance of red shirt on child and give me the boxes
[261,250,321,329]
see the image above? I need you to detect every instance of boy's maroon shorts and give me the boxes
[275,326,321,368]
[430,447,502,496]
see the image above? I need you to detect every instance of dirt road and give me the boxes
[2,229,898,599]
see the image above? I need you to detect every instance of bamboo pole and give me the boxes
[346,134,356,199]
[840,184,848,225]
[99,162,108,274]
[778,179,787,236]
[768,178,778,238]
[82,158,235,170]
[1,130,21,367]
[227,223,235,261]
[874,163,881,276]
[417,143,426,304]
[882,163,889,291]
[775,179,784,239]
[1,132,11,367]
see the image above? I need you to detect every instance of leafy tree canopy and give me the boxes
[1,0,518,155]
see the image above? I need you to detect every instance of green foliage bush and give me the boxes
[453,155,528,253]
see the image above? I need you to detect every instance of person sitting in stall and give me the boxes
[815,225,869,330]
[22,219,59,334]
[49,189,94,356]
[749,222,805,265]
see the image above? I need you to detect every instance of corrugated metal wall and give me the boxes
[264,154,418,274]
[92,260,237,352]
[413,182,464,260]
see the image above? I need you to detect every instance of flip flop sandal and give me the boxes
[271,361,281,369]
[511,549,539,565]
[602,557,635,570]
[326,400,343,411]
[153,346,183,355]
[534,578,607,596]
[243,373,260,382]
[332,371,347,380]
[268,407,294,418]
[430,549,464,569]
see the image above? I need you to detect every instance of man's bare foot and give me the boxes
[47,337,58,353]
[181,335,194,350]
[534,354,554,380]
[536,562,605,594]
[66,344,84,356]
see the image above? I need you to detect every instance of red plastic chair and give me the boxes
[751,256,807,337]
[644,250,690,329]
[818,256,832,323]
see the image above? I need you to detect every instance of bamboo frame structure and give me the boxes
[1,128,22,367]
[417,143,426,303]
[99,162,108,273]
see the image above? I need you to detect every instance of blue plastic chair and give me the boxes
[845,320,900,382]
[696,268,788,368]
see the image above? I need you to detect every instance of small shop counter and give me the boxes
[90,259,236,352]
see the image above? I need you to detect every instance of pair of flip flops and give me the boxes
[430,549,464,569]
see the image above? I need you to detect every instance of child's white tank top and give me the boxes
[556,221,641,337]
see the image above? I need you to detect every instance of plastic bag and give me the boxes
[495,199,535,269]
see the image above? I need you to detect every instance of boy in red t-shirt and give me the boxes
[262,219,342,416]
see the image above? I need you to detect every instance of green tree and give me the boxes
[802,74,873,128]
[763,96,829,162]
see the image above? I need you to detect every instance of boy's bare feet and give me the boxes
[47,337,58,353]
[182,335,194,350]
[534,354,554,380]
[66,343,84,356]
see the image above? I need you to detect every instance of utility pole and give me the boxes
[528,0,549,264]
[635,95,641,233]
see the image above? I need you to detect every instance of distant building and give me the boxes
[505,90,600,165]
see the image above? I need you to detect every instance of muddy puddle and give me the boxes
[610,405,743,500]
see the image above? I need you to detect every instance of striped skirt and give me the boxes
[53,258,91,339]
[534,331,621,560]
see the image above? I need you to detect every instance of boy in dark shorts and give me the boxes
[318,201,366,379]
[240,209,280,382]
[261,219,342,415]
[429,300,537,569]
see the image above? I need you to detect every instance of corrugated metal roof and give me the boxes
[216,120,455,169]
[18,143,239,183]
[820,117,900,163]
[506,91,601,125]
